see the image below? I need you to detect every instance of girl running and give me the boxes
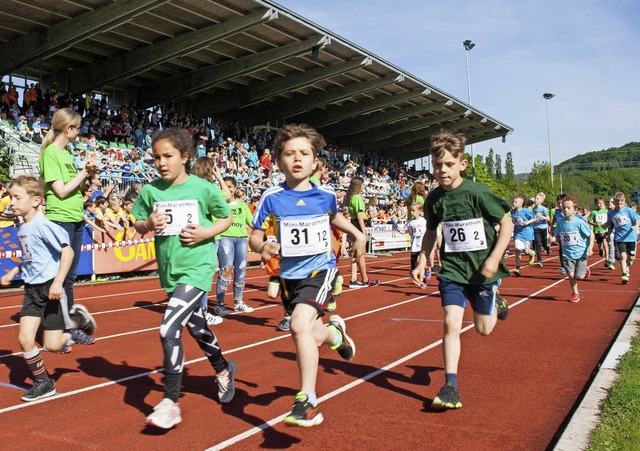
[132,128,236,429]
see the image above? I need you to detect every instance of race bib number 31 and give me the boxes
[443,218,487,253]
[154,200,199,236]
[280,216,331,257]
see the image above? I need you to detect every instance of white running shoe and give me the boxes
[205,311,223,325]
[217,361,236,404]
[146,398,182,429]
[233,301,254,313]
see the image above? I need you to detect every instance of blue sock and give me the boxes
[445,373,458,390]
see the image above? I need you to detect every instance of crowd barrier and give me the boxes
[0,223,408,281]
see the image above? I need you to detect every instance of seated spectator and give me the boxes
[16,116,32,141]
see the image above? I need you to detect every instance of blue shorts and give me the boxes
[438,276,499,316]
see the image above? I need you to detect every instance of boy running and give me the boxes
[511,195,537,276]
[412,132,512,410]
[531,192,551,265]
[588,196,611,268]
[607,192,640,284]
[553,196,594,302]
[250,124,366,427]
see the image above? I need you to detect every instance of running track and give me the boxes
[0,250,636,450]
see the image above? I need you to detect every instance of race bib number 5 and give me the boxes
[153,200,199,236]
[280,216,331,257]
[443,218,487,253]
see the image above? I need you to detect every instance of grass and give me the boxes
[587,324,640,450]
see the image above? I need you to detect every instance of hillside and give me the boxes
[557,142,640,172]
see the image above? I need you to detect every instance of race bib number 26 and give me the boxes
[443,218,487,253]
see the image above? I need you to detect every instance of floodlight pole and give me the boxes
[543,92,555,194]
[463,40,476,181]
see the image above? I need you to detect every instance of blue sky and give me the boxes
[275,0,639,173]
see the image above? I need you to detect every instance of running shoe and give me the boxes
[431,383,462,410]
[284,394,324,427]
[512,268,521,277]
[216,360,236,404]
[214,304,230,316]
[276,316,291,331]
[349,280,366,289]
[43,344,72,354]
[205,311,223,325]
[69,304,96,335]
[495,292,509,320]
[333,274,343,297]
[607,263,616,270]
[328,315,355,361]
[71,329,95,345]
[547,249,552,257]
[569,292,581,303]
[146,398,182,429]
[537,262,543,268]
[325,297,337,313]
[622,274,630,285]
[629,258,635,267]
[528,254,535,265]
[599,248,604,257]
[584,266,591,279]
[21,379,56,402]
[366,279,380,287]
[560,267,567,274]
[233,301,254,313]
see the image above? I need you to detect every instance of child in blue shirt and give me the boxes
[531,192,551,265]
[608,192,640,284]
[553,196,594,302]
[511,195,536,276]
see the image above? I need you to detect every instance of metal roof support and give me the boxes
[69,9,277,94]
[297,88,428,128]
[193,56,370,117]
[138,35,329,107]
[0,0,171,74]
[238,73,403,125]
[326,99,452,137]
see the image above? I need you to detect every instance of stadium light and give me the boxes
[463,40,476,181]
[543,93,555,193]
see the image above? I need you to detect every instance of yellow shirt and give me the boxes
[0,196,15,228]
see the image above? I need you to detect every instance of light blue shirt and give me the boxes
[511,208,535,241]
[553,216,593,260]
[531,205,549,230]
[608,207,639,243]
[18,213,69,284]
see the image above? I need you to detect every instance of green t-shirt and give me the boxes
[348,194,366,220]
[39,144,84,222]
[221,200,252,237]
[424,179,511,285]
[132,175,231,293]
[588,208,609,234]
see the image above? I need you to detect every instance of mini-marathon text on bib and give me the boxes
[154,200,199,236]
[559,231,580,246]
[443,218,487,253]
[280,215,331,257]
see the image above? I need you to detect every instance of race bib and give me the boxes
[17,232,32,262]
[153,200,199,236]
[279,215,331,257]
[443,218,487,253]
[612,214,630,228]
[559,231,580,246]
[512,216,525,226]
[595,213,607,224]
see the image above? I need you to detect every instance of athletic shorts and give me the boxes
[561,257,588,278]
[280,268,338,318]
[615,241,636,259]
[594,232,608,245]
[410,251,421,270]
[514,239,532,253]
[20,279,66,331]
[437,276,498,316]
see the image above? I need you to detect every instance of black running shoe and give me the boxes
[328,315,355,361]
[495,292,509,320]
[69,304,96,335]
[431,383,462,410]
[284,394,324,427]
[21,379,56,402]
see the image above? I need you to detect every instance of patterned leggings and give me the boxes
[160,284,227,401]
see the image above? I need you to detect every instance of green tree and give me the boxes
[495,154,502,179]
[485,148,495,179]
[523,161,552,198]
[505,152,515,183]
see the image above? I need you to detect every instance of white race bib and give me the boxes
[17,232,32,262]
[595,213,607,224]
[512,216,525,226]
[443,218,487,253]
[612,214,630,228]
[559,231,580,246]
[280,215,331,257]
[153,200,199,236]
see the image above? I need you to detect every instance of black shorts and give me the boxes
[594,232,608,245]
[20,279,67,331]
[615,241,636,258]
[280,268,338,317]
[411,251,421,270]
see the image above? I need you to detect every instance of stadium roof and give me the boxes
[0,0,513,161]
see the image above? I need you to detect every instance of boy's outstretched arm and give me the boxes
[481,213,513,279]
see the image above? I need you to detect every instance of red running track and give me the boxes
[0,251,636,450]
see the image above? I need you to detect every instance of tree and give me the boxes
[495,154,502,179]
[505,151,515,183]
[523,161,552,198]
[485,148,495,179]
